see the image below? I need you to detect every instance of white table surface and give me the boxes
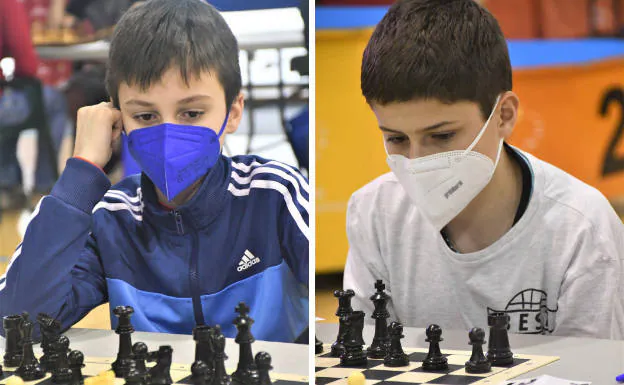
[0,328,309,377]
[35,8,304,61]
[316,323,624,384]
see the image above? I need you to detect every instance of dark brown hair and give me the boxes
[361,0,512,118]
[106,0,242,108]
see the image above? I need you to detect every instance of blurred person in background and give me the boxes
[0,0,71,207]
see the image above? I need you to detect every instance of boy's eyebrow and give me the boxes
[379,121,456,134]
[124,99,155,107]
[124,95,212,107]
[177,94,212,104]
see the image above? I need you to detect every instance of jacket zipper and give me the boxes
[173,210,205,326]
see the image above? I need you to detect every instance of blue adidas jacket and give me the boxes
[0,155,309,342]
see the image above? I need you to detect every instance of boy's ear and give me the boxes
[224,92,245,135]
[498,91,519,140]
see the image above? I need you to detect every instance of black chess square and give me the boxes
[427,374,483,384]
[319,352,335,358]
[315,367,325,372]
[380,382,425,385]
[0,371,15,381]
[315,376,337,385]
[361,369,401,381]
[411,364,463,373]
[177,375,193,384]
[407,352,450,362]
[366,358,386,368]
[492,358,529,368]
[33,377,54,385]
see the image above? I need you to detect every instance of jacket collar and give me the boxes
[141,155,231,233]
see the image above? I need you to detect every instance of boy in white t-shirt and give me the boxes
[344,0,624,339]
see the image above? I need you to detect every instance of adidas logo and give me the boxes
[237,250,260,272]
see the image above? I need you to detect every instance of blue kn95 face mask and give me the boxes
[127,112,229,201]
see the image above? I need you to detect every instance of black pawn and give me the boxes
[368,280,391,359]
[232,302,259,385]
[211,326,231,385]
[339,311,367,367]
[422,324,448,372]
[315,338,323,355]
[146,346,173,385]
[125,369,147,385]
[191,361,211,385]
[384,322,408,367]
[38,313,62,372]
[3,314,24,367]
[112,306,135,378]
[51,335,72,384]
[132,342,148,375]
[487,313,514,366]
[68,350,85,385]
[331,289,354,357]
[16,317,45,381]
[465,328,491,374]
[193,326,214,375]
[255,352,272,385]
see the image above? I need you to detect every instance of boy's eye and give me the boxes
[431,132,455,141]
[134,113,156,123]
[386,136,407,144]
[182,111,205,120]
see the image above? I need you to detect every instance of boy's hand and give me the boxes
[73,102,123,169]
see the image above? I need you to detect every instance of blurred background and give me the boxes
[315,0,624,322]
[0,0,309,328]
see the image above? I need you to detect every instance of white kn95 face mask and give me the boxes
[386,97,503,231]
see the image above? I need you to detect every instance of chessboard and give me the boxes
[315,345,559,385]
[0,356,307,385]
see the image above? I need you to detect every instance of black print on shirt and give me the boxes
[487,288,558,334]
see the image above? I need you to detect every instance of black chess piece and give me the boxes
[132,342,148,375]
[3,314,24,367]
[193,326,214,375]
[232,302,260,385]
[422,324,448,372]
[367,280,391,359]
[315,337,323,355]
[191,361,211,385]
[330,289,355,357]
[487,313,514,366]
[465,328,491,374]
[255,352,272,385]
[38,313,62,372]
[146,346,173,385]
[125,368,148,385]
[384,322,409,367]
[15,316,45,380]
[112,306,136,378]
[51,335,73,384]
[68,350,85,385]
[211,326,231,385]
[339,311,367,367]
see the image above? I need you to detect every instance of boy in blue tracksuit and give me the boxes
[0,0,309,342]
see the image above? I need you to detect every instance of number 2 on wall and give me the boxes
[600,87,624,177]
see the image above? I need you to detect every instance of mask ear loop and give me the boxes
[217,110,230,155]
[463,94,502,156]
[217,110,230,138]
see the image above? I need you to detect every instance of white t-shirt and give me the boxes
[344,148,624,339]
